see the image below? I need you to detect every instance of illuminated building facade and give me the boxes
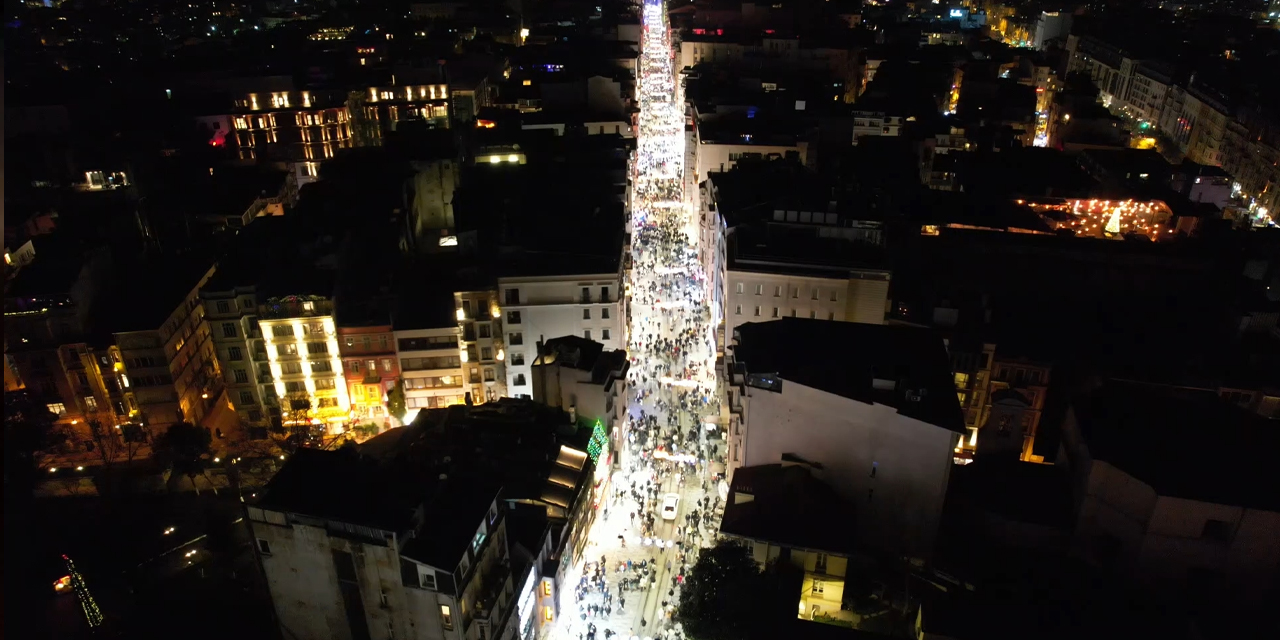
[338,324,399,426]
[455,290,508,403]
[228,84,450,162]
[1021,198,1175,240]
[393,325,467,423]
[257,297,350,428]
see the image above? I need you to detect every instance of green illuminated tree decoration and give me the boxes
[64,554,103,628]
[587,419,607,464]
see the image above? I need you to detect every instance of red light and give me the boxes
[692,28,705,35]
[716,29,723,36]
[764,29,775,34]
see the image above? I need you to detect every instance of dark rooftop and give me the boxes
[537,335,630,386]
[728,223,888,277]
[730,318,965,433]
[720,464,859,555]
[947,458,1075,529]
[1071,382,1280,511]
[260,399,589,569]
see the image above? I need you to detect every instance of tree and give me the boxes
[84,418,151,470]
[154,422,214,494]
[677,541,772,640]
[3,393,66,495]
[386,380,407,425]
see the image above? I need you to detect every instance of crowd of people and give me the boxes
[558,3,724,640]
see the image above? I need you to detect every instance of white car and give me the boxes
[661,493,680,521]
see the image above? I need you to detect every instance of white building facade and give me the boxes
[498,274,623,398]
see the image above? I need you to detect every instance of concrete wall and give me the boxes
[736,381,956,559]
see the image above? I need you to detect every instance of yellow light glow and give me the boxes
[456,308,466,321]
[460,350,469,363]
[523,79,532,86]
[489,156,501,164]
[496,349,505,361]
[508,154,519,162]
[521,28,530,38]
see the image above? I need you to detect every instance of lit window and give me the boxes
[440,605,453,629]
[543,580,552,596]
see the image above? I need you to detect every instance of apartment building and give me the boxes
[455,290,508,403]
[394,326,467,423]
[530,336,629,462]
[112,262,221,429]
[228,83,451,162]
[498,274,623,399]
[202,284,273,426]
[258,297,350,427]
[248,399,594,640]
[1060,382,1280,605]
[723,223,890,350]
[725,319,965,560]
[719,464,860,625]
[338,323,399,426]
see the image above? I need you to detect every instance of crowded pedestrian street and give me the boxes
[547,2,726,640]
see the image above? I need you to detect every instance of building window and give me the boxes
[601,286,610,301]
[307,342,328,355]
[239,391,254,405]
[234,369,249,384]
[830,291,838,301]
[257,539,272,555]
[383,359,393,372]
[601,307,610,319]
[772,307,779,318]
[278,344,298,356]
[481,347,492,361]
[419,568,437,590]
[216,301,230,313]
[510,333,524,345]
[791,309,797,317]
[754,284,763,295]
[792,288,799,299]
[735,305,742,315]
[440,605,453,629]
[505,289,519,304]
[812,579,824,594]
[229,346,244,361]
[222,322,237,338]
[754,306,761,317]
[774,286,782,297]
[478,324,491,338]
[827,312,835,320]
[584,329,592,341]
[47,403,67,415]
[515,374,527,386]
[581,287,591,303]
[507,310,522,324]
[273,325,295,338]
[735,283,744,294]
[812,289,819,300]
[484,368,495,381]
[84,396,97,411]
[511,353,525,366]
[602,329,611,340]
[583,308,591,320]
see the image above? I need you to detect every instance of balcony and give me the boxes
[259,298,333,320]
[469,560,512,632]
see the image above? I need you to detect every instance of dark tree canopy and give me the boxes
[677,541,800,640]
